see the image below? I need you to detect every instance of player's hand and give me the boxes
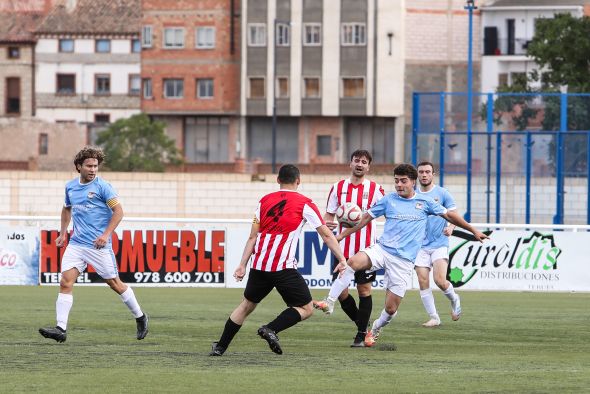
[472,230,489,243]
[443,227,453,237]
[55,234,66,248]
[333,260,347,275]
[93,234,108,249]
[234,265,246,282]
[326,221,338,230]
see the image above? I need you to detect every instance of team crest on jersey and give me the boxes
[363,192,369,199]
[415,202,424,210]
[87,192,96,199]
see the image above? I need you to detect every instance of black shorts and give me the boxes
[331,256,376,285]
[244,268,312,307]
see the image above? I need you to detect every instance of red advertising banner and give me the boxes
[40,229,225,285]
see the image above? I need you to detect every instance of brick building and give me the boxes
[141,0,242,165]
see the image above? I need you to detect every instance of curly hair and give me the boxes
[74,146,105,172]
[393,163,418,180]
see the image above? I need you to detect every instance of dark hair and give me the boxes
[393,163,418,180]
[350,149,372,164]
[417,161,435,172]
[278,164,300,184]
[74,146,105,173]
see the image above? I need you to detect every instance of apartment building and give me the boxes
[34,0,141,126]
[141,0,241,165]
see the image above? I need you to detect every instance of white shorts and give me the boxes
[61,244,119,279]
[362,243,413,298]
[414,247,449,269]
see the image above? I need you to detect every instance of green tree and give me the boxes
[482,13,590,175]
[96,113,183,172]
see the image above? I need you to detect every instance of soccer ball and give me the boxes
[336,202,362,228]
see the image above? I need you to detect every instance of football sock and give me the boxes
[120,287,143,318]
[56,293,73,330]
[443,283,458,302]
[218,318,241,349]
[372,309,397,331]
[328,266,355,301]
[267,307,302,333]
[339,294,358,323]
[356,294,372,332]
[420,288,439,318]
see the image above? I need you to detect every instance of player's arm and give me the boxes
[335,212,374,242]
[441,210,488,242]
[316,225,346,271]
[55,205,72,248]
[323,212,337,230]
[234,219,259,282]
[95,201,123,248]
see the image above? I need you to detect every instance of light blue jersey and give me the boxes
[417,185,457,249]
[368,192,447,263]
[64,176,119,249]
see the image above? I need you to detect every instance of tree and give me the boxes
[96,113,183,172]
[482,13,590,175]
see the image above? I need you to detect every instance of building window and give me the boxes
[164,27,185,48]
[94,114,110,123]
[249,77,265,98]
[163,79,184,98]
[39,133,48,155]
[5,77,20,115]
[142,78,152,99]
[129,74,141,95]
[95,39,111,53]
[59,39,74,53]
[341,23,366,46]
[196,26,215,49]
[197,78,214,99]
[276,23,290,46]
[341,78,365,98]
[95,74,110,95]
[7,46,20,59]
[131,39,141,53]
[142,25,153,48]
[276,77,289,98]
[317,135,332,156]
[303,24,321,46]
[56,74,75,94]
[303,77,320,98]
[498,73,508,87]
[248,24,266,46]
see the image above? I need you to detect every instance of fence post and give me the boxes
[525,131,532,224]
[554,94,567,224]
[412,92,420,166]
[496,132,502,223]
[486,93,494,223]
[439,92,446,186]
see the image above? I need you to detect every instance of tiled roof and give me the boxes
[0,12,45,42]
[36,0,140,35]
[484,0,587,7]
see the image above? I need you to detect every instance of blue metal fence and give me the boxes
[412,92,590,225]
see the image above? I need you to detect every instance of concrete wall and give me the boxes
[0,171,587,225]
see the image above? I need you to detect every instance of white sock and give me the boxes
[420,288,439,320]
[328,266,355,301]
[120,287,143,318]
[372,309,397,331]
[56,293,73,330]
[443,283,458,302]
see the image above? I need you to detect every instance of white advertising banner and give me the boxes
[0,227,40,285]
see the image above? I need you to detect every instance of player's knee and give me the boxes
[299,303,313,320]
[434,277,448,290]
[357,283,371,297]
[384,305,397,315]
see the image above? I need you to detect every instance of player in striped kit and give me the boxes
[209,165,346,356]
[314,150,384,347]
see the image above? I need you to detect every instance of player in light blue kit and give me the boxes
[315,164,487,347]
[39,147,148,343]
[415,161,460,327]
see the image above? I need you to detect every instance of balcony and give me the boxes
[483,36,532,56]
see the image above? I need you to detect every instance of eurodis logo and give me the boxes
[447,231,562,288]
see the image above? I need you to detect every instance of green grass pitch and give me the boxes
[1,286,589,393]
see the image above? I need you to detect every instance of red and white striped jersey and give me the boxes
[326,179,385,258]
[250,189,324,272]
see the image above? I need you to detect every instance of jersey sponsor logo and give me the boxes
[87,192,96,199]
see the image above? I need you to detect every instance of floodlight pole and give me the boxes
[464,0,477,222]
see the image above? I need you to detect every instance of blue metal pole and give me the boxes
[486,93,493,223]
[412,93,420,165]
[464,1,476,222]
[553,94,567,224]
[587,132,590,225]
[525,132,532,224]
[439,93,446,187]
[496,132,502,223]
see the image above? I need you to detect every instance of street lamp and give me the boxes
[271,19,291,173]
[464,0,477,222]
